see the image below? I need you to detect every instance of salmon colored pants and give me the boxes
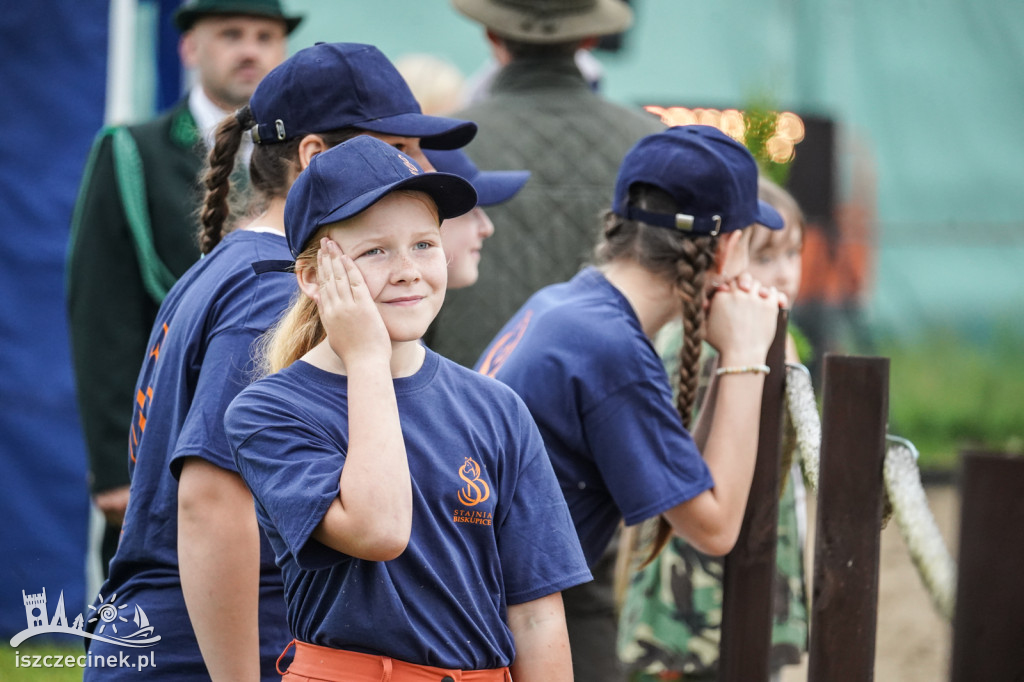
[278,640,513,682]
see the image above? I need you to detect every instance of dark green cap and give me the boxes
[174,0,303,34]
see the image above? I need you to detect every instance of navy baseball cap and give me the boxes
[424,149,530,207]
[249,42,477,150]
[611,125,783,236]
[284,136,479,258]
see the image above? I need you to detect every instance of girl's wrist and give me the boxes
[717,350,770,367]
[339,353,392,373]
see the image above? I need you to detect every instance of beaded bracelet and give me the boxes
[715,364,771,376]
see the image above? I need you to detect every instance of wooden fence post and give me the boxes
[949,450,1024,681]
[719,309,789,682]
[807,354,889,682]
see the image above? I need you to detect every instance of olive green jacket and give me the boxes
[425,57,664,366]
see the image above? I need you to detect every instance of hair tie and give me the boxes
[604,220,624,238]
[234,106,254,128]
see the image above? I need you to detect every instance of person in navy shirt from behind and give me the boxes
[81,177,296,682]
[476,126,788,678]
[225,136,589,682]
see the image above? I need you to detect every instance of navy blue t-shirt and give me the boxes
[476,267,715,567]
[225,349,591,669]
[85,230,295,680]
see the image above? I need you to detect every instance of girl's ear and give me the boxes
[297,135,329,171]
[295,259,320,301]
[714,230,746,275]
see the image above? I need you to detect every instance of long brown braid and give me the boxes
[197,106,363,255]
[197,107,254,255]
[672,236,718,430]
[638,235,718,567]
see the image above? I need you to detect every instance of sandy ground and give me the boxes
[781,484,958,682]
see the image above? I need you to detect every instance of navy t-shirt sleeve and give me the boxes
[583,378,714,526]
[498,398,592,605]
[225,393,346,571]
[170,328,262,477]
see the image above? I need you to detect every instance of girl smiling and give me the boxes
[225,136,590,682]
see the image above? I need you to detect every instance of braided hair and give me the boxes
[197,105,363,255]
[197,107,253,254]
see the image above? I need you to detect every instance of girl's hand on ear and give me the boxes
[704,273,784,364]
[312,238,391,366]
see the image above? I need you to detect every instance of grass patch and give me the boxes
[879,328,1024,471]
[2,642,85,681]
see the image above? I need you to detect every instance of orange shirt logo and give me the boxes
[457,457,490,506]
[477,310,532,378]
[129,323,168,462]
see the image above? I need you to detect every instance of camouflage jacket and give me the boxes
[617,322,809,680]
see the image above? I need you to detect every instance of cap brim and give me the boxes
[318,171,478,228]
[755,199,785,230]
[474,170,531,207]
[356,113,477,150]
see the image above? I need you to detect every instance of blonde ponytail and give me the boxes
[255,235,328,376]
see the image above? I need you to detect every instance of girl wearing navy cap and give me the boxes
[224,136,589,681]
[424,148,530,289]
[86,43,478,681]
[474,125,787,678]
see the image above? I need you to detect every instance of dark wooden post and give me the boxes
[719,309,788,682]
[807,355,889,682]
[949,450,1024,682]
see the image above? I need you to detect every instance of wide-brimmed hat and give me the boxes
[612,125,784,236]
[452,0,632,44]
[424,149,530,207]
[249,42,477,151]
[174,0,303,34]
[284,136,478,258]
